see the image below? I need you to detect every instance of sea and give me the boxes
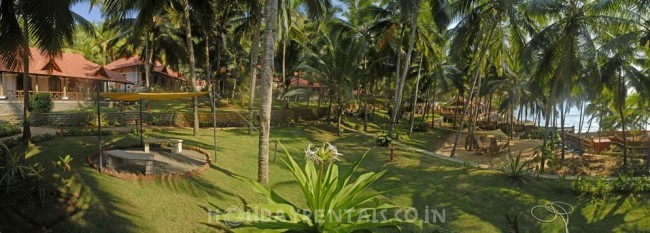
[516,106,649,133]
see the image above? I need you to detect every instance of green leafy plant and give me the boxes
[30,93,53,114]
[150,116,161,125]
[213,142,421,232]
[54,155,73,187]
[56,129,113,137]
[573,175,650,197]
[0,121,21,138]
[392,126,405,139]
[413,122,430,132]
[500,151,532,179]
[1,144,28,194]
[0,145,45,198]
[110,119,121,127]
[376,133,393,146]
[24,162,46,207]
[616,159,650,177]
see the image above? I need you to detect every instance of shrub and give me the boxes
[150,116,161,125]
[56,129,114,137]
[0,121,20,138]
[391,126,407,140]
[30,93,53,114]
[376,133,393,146]
[0,145,43,196]
[54,155,73,187]
[413,122,430,132]
[212,143,421,232]
[572,176,650,197]
[500,151,532,179]
[616,159,650,177]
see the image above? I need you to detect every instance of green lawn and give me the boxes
[2,126,649,232]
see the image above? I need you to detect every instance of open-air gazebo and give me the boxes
[95,92,217,174]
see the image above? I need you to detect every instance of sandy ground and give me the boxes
[435,132,625,176]
[435,133,542,167]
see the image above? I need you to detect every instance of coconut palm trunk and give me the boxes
[618,71,628,166]
[144,33,152,87]
[578,101,585,138]
[248,4,262,135]
[204,31,211,91]
[389,3,419,136]
[430,76,438,129]
[408,56,423,136]
[337,98,343,136]
[258,0,278,185]
[540,75,561,172]
[181,0,200,136]
[21,16,31,141]
[560,101,568,160]
[450,26,496,157]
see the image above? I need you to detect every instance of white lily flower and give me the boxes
[305,142,343,165]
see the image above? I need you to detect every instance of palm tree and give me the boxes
[68,23,124,65]
[0,0,89,141]
[179,0,200,136]
[258,0,279,185]
[522,0,626,171]
[300,21,365,136]
[102,0,166,88]
[103,0,200,135]
[246,0,263,135]
[388,0,420,136]
[598,45,646,166]
[448,0,533,157]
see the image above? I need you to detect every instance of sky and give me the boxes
[73,1,349,24]
[72,2,103,23]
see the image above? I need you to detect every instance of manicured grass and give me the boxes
[2,126,649,232]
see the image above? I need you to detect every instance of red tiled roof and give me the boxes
[105,55,184,80]
[92,67,132,84]
[0,48,132,84]
[287,77,322,88]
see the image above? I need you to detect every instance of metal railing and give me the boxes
[14,90,91,101]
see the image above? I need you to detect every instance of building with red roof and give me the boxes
[0,48,133,101]
[104,55,186,91]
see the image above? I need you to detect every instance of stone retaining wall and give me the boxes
[0,100,96,116]
[25,107,329,127]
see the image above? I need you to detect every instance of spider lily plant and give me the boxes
[213,142,422,232]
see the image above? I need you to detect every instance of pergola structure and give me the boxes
[96,92,216,173]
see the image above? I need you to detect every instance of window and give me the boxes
[48,77,62,91]
[16,74,23,90]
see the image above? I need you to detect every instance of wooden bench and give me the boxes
[143,138,183,154]
[105,150,155,174]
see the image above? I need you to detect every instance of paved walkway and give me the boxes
[0,127,60,143]
[0,126,138,143]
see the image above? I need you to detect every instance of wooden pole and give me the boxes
[211,85,218,163]
[139,99,143,145]
[97,85,102,173]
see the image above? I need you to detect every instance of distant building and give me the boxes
[104,56,186,91]
[0,48,132,101]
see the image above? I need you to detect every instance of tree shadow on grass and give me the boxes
[297,125,650,232]
[9,136,144,232]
